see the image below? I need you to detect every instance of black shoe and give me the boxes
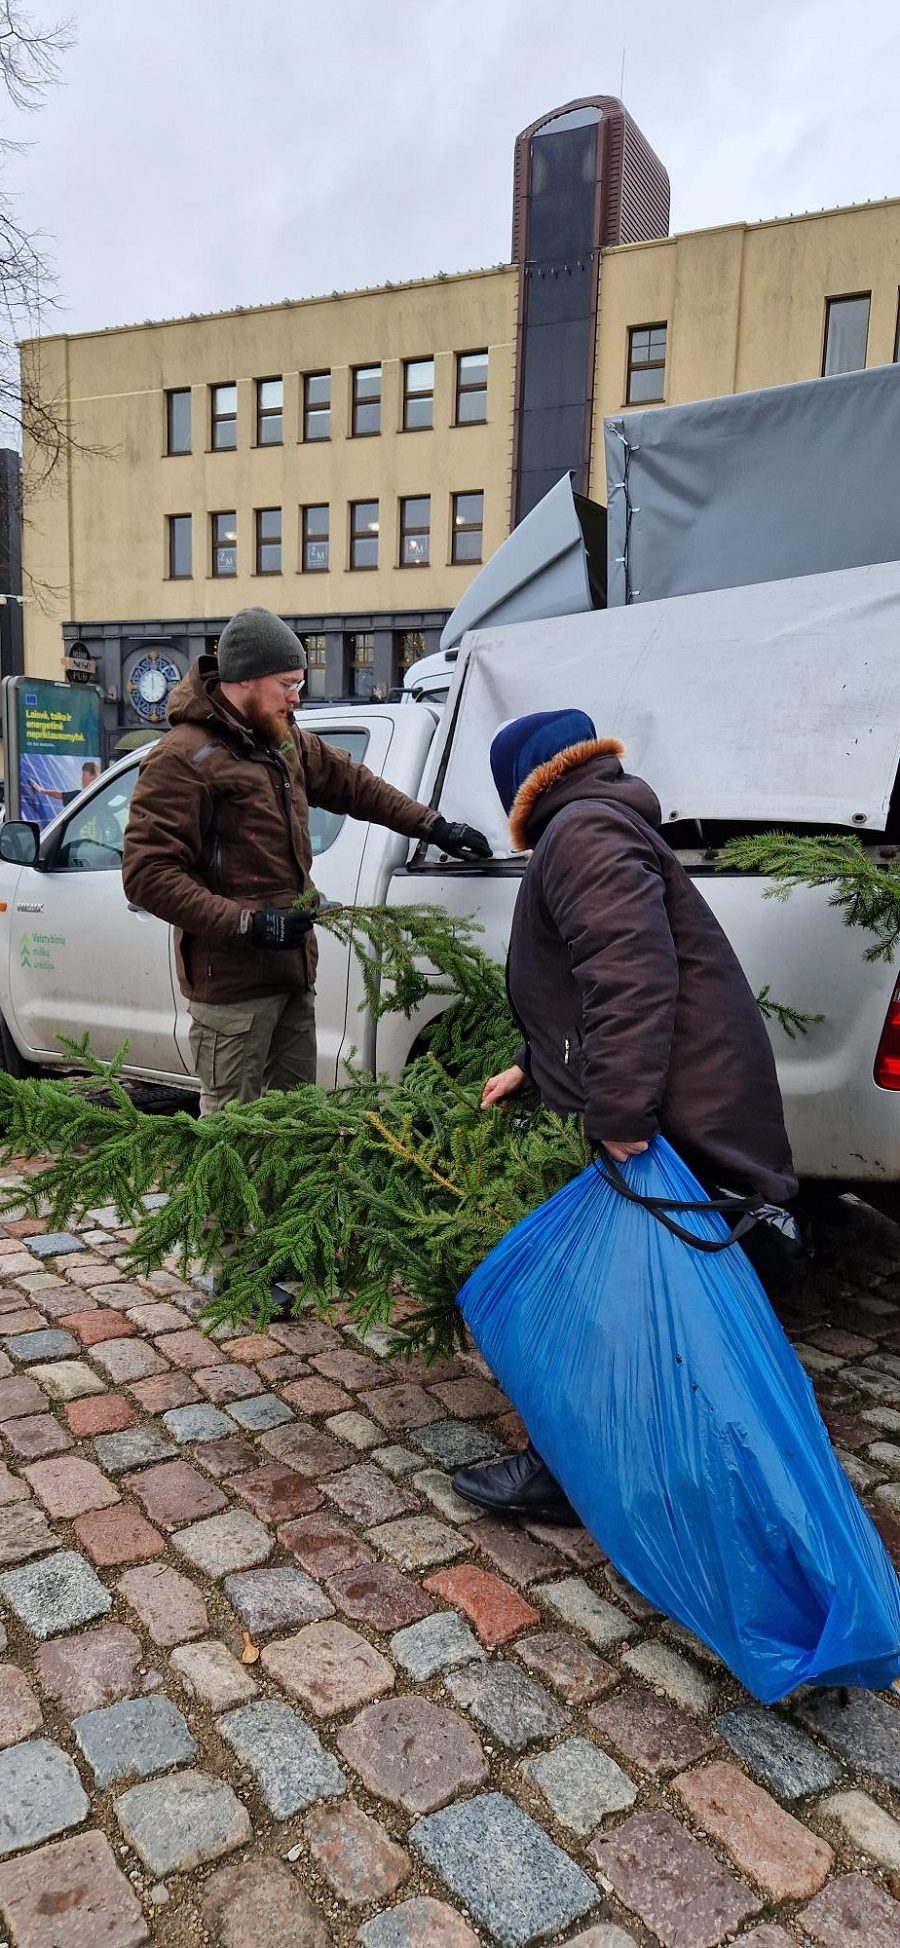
[452,1443,581,1525]
[267,1281,295,1320]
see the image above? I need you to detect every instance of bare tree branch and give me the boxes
[0,2,73,112]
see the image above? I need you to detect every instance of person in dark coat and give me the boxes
[452,707,799,1524]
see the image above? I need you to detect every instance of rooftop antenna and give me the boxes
[619,46,626,97]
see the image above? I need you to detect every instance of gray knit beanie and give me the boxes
[216,608,306,682]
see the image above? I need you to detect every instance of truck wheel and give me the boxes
[0,1014,40,1080]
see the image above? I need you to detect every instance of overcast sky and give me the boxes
[5,0,900,339]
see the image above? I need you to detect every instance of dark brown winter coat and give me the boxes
[506,740,798,1205]
[122,659,435,1004]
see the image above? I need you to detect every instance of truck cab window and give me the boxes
[54,770,139,872]
[307,730,370,856]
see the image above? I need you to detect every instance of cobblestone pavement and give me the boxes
[0,1167,899,1947]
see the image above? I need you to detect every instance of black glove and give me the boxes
[429,815,492,860]
[247,908,315,951]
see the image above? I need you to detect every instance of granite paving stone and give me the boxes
[92,1426,177,1473]
[162,1402,235,1443]
[5,1328,79,1362]
[410,1791,597,1947]
[337,1696,488,1814]
[408,1420,500,1468]
[172,1506,273,1575]
[151,1325,223,1368]
[374,1444,423,1476]
[800,1870,900,1947]
[391,1611,485,1680]
[232,1459,323,1522]
[535,1576,639,1650]
[327,1560,436,1631]
[357,1898,479,1947]
[126,1456,228,1529]
[2,1412,74,1459]
[622,1640,717,1715]
[0,1827,149,1948]
[525,1522,605,1567]
[26,1360,106,1402]
[23,1454,120,1517]
[0,1738,89,1857]
[430,1376,508,1417]
[673,1757,833,1899]
[817,1787,900,1871]
[324,1409,381,1449]
[34,1621,145,1714]
[593,1809,762,1948]
[260,1419,352,1476]
[90,1338,169,1382]
[225,1330,289,1363]
[445,1659,569,1751]
[515,1630,617,1704]
[261,1620,394,1717]
[0,1308,47,1335]
[194,1360,264,1403]
[60,1308,136,1345]
[0,1549,110,1636]
[269,1319,344,1356]
[589,1686,717,1778]
[412,1468,482,1525]
[305,1799,410,1905]
[67,1394,134,1437]
[191,1433,257,1476]
[280,1513,377,1579]
[324,1461,415,1526]
[521,1735,637,1834]
[565,1931,641,1948]
[225,1390,295,1430]
[0,1661,42,1745]
[0,1500,54,1570]
[280,1374,353,1414]
[114,1769,251,1875]
[368,1513,470,1572]
[223,1564,334,1635]
[715,1705,844,1798]
[125,1301,193,1332]
[358,1383,444,1431]
[73,1693,197,1786]
[171,1637,258,1709]
[470,1515,561,1583]
[0,1461,28,1503]
[73,1502,166,1566]
[129,1371,200,1414]
[201,1856,330,1947]
[117,1563,208,1645]
[423,1564,540,1646]
[796,1687,900,1785]
[0,1374,48,1421]
[218,1697,346,1815]
[26,1231,85,1258]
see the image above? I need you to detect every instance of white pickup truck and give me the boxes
[1,501,899,1204]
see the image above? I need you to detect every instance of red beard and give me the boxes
[241,696,290,745]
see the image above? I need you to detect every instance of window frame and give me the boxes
[451,491,484,565]
[402,357,434,431]
[167,513,192,580]
[822,292,871,377]
[454,349,488,425]
[301,503,329,574]
[349,500,379,570]
[302,370,331,442]
[346,631,375,699]
[254,506,282,576]
[399,494,431,568]
[351,364,382,437]
[211,510,237,578]
[210,382,238,451]
[625,323,667,405]
[255,376,283,446]
[165,388,191,456]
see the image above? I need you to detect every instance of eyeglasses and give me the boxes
[274,675,305,695]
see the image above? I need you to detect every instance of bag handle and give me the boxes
[591,1146,764,1254]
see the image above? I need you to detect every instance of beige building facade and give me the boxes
[18,94,900,753]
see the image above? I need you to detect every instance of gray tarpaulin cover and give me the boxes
[605,364,900,608]
[430,559,900,855]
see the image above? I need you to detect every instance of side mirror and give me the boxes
[0,821,41,867]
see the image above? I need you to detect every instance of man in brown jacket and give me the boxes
[452,707,799,1524]
[123,607,489,1114]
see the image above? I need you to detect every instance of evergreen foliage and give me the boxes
[720,832,900,964]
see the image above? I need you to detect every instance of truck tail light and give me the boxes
[874,984,900,1089]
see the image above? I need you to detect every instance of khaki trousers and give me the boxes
[187,988,317,1116]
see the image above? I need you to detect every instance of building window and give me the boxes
[301,503,329,573]
[455,350,488,424]
[451,491,484,564]
[211,383,237,450]
[303,371,331,441]
[349,500,379,569]
[301,633,327,699]
[395,630,426,685]
[403,358,434,430]
[823,294,871,376]
[255,507,282,575]
[211,511,237,576]
[346,631,375,698]
[399,495,430,567]
[167,514,192,579]
[352,365,381,436]
[166,389,191,455]
[256,377,283,445]
[626,324,667,404]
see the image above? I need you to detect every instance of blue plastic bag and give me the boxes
[457,1137,900,1702]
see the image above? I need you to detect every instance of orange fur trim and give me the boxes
[508,737,625,852]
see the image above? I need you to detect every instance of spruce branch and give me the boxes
[754,985,824,1041]
[719,832,900,964]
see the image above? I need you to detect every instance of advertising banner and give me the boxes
[1,677,102,829]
